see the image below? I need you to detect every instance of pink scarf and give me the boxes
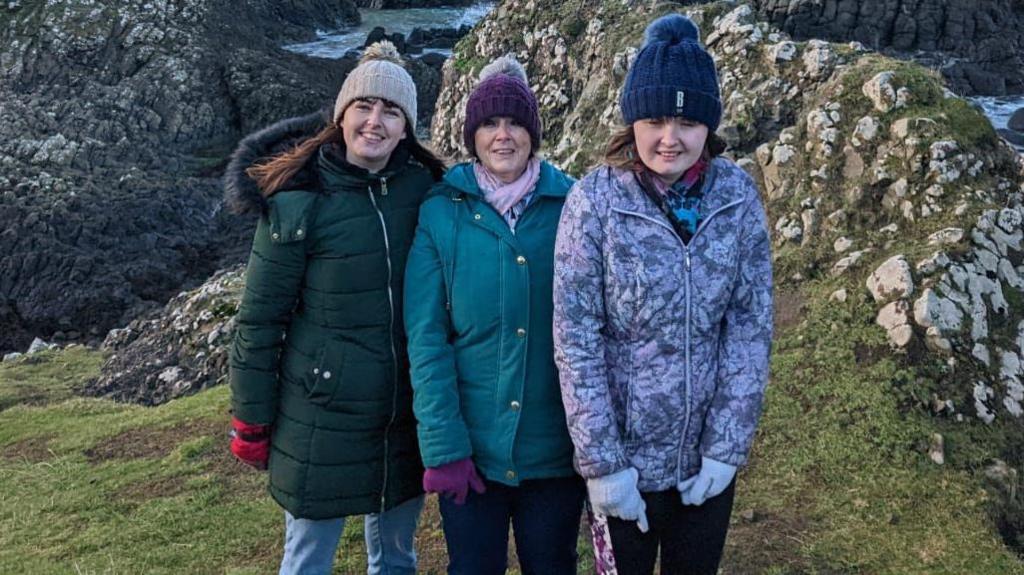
[646,157,708,196]
[473,158,541,215]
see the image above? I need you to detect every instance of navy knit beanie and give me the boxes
[463,55,542,157]
[620,14,722,132]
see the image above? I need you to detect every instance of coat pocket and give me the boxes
[304,340,346,406]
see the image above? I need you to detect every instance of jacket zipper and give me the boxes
[610,196,743,483]
[368,178,398,512]
[680,247,692,480]
[674,198,743,482]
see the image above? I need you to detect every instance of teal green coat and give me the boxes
[404,161,577,485]
[228,141,433,519]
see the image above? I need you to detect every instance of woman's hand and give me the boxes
[423,458,486,505]
[677,456,736,506]
[229,416,271,470]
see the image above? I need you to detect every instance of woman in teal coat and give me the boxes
[404,55,583,574]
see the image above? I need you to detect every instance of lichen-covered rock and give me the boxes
[876,299,914,347]
[867,255,914,303]
[862,71,901,113]
[84,266,245,405]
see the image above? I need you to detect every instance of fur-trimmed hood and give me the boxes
[223,109,329,215]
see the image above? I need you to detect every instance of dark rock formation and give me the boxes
[999,128,1024,148]
[749,0,1024,96]
[1010,108,1024,132]
[355,0,476,7]
[0,0,361,354]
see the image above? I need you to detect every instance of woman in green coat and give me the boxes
[224,42,445,575]
[404,55,583,575]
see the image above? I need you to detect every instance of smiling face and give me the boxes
[340,97,407,173]
[632,116,709,186]
[473,116,532,184]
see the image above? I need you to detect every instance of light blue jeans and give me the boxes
[278,495,424,575]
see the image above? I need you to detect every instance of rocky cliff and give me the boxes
[355,0,475,7]
[749,0,1024,96]
[0,0,360,353]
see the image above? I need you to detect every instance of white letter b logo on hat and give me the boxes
[676,91,685,112]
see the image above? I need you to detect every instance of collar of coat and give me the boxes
[222,109,414,216]
[439,160,575,201]
[609,158,745,222]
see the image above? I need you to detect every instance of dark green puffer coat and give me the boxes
[224,112,434,519]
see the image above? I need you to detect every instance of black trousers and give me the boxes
[439,475,586,575]
[606,480,736,575]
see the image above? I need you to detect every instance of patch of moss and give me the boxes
[558,16,585,39]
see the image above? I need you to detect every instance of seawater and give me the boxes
[285,3,495,59]
[969,96,1024,131]
[969,95,1024,152]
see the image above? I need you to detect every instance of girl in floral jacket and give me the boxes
[552,14,773,575]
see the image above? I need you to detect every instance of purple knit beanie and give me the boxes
[463,55,542,157]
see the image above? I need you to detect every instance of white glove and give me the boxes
[586,467,649,533]
[678,456,736,506]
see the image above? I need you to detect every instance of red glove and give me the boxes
[422,457,486,505]
[230,416,271,470]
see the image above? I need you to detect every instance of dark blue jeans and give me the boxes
[438,475,585,575]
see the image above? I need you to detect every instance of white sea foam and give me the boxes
[284,3,495,59]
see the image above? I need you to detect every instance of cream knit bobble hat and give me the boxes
[333,41,418,130]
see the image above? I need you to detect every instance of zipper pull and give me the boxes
[685,249,691,272]
[380,177,388,196]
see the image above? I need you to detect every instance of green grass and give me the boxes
[3,317,1022,573]
[737,281,1024,573]
[0,350,596,574]
[0,346,104,412]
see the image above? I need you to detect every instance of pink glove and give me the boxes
[422,457,486,505]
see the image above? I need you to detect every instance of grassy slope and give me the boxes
[732,282,1023,574]
[0,349,595,574]
[2,329,1022,573]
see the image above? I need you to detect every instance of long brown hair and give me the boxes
[247,120,447,197]
[602,124,726,172]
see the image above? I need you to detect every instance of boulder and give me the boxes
[867,255,914,303]
[1010,107,1024,132]
[876,300,914,348]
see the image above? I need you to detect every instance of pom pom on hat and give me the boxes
[643,13,701,47]
[477,54,528,85]
[462,54,542,157]
[360,40,405,67]
[334,40,418,129]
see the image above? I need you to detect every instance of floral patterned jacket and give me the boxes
[553,158,773,492]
